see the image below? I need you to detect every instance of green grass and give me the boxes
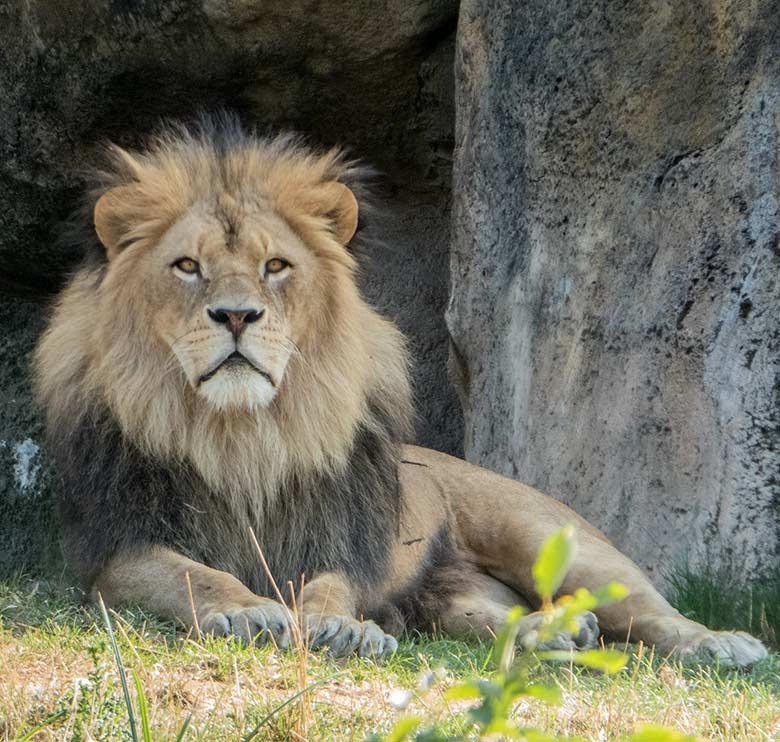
[2,573,780,741]
[668,564,780,650]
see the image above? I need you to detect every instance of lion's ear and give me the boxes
[314,182,359,245]
[93,185,137,260]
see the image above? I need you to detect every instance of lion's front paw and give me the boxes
[200,600,295,647]
[305,614,398,658]
[526,611,601,652]
[677,630,767,669]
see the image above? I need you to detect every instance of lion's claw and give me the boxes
[305,614,398,658]
[529,611,601,652]
[201,601,295,647]
[677,630,767,669]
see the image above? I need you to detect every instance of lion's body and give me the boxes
[34,116,766,666]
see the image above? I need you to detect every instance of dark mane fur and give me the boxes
[51,397,404,611]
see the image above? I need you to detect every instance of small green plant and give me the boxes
[369,525,696,742]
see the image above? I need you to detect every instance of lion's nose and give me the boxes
[207,306,264,339]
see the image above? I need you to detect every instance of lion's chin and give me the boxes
[197,370,278,412]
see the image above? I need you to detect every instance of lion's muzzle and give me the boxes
[198,350,275,387]
[206,306,265,340]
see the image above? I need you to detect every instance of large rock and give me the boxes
[0,0,462,573]
[449,0,780,584]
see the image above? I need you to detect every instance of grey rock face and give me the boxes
[0,298,58,572]
[0,0,462,573]
[450,0,780,583]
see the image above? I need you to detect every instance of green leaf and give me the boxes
[520,731,565,742]
[173,715,193,742]
[538,648,627,674]
[574,649,628,673]
[532,525,575,600]
[14,710,67,742]
[443,683,483,702]
[483,718,522,737]
[627,725,697,741]
[591,582,630,607]
[415,729,463,742]
[385,716,424,742]
[133,673,152,742]
[491,605,526,671]
[557,588,598,613]
[551,589,600,638]
[506,605,526,623]
[524,684,562,705]
[479,679,504,700]
[467,700,496,727]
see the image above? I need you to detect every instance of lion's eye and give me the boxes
[265,258,291,275]
[173,257,200,275]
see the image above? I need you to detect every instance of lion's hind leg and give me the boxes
[438,571,600,652]
[421,452,766,667]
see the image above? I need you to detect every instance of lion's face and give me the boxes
[88,137,362,415]
[103,199,339,411]
[155,206,306,410]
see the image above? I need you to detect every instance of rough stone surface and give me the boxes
[0,298,58,572]
[450,0,780,585]
[0,0,462,573]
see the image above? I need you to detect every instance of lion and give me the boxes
[33,115,766,667]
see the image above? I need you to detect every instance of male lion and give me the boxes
[34,117,766,667]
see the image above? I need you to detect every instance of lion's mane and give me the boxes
[34,116,413,606]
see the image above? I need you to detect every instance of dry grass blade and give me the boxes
[248,526,313,738]
[247,526,306,651]
[184,570,201,639]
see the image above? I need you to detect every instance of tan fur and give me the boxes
[34,126,767,667]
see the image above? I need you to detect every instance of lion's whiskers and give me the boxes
[283,338,311,373]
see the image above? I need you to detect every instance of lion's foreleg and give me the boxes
[93,545,293,645]
[298,572,398,658]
